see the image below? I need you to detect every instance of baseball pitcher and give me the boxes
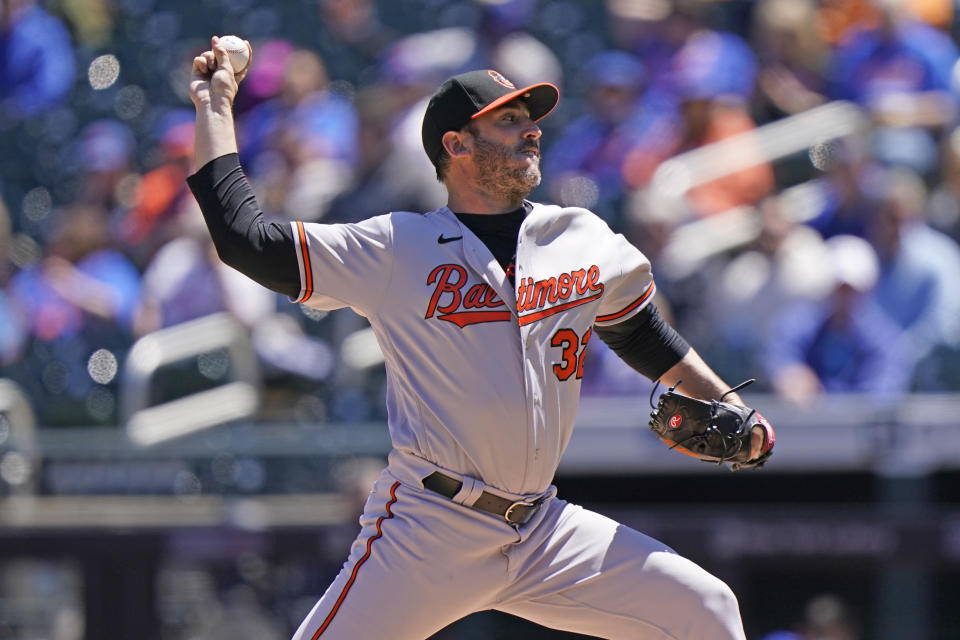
[187,36,774,640]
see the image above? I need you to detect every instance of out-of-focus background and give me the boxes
[1,0,960,637]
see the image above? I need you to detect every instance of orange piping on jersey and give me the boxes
[517,291,603,326]
[295,221,313,303]
[594,281,655,323]
[312,481,400,638]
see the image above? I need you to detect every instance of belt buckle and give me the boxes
[504,498,539,525]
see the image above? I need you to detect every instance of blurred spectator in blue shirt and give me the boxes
[826,1,959,175]
[544,50,666,227]
[239,47,358,221]
[604,0,704,106]
[5,204,140,425]
[867,167,960,365]
[764,234,911,405]
[240,47,358,168]
[664,28,758,107]
[704,195,835,387]
[622,29,773,220]
[0,0,75,125]
[804,138,883,240]
[9,205,140,342]
[827,2,958,111]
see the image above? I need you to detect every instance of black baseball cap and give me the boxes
[421,69,560,165]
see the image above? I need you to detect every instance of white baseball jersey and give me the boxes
[287,203,749,640]
[290,203,655,496]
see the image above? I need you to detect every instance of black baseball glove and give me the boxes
[648,379,775,470]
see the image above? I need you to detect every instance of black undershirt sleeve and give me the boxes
[594,304,691,381]
[186,153,301,299]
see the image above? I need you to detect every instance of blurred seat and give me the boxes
[121,312,261,446]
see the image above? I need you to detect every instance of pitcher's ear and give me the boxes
[442,130,471,158]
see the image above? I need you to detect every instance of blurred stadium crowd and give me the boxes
[2,0,960,432]
[4,2,960,639]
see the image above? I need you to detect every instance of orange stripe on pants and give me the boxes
[312,481,400,638]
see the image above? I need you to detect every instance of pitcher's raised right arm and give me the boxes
[186,36,299,299]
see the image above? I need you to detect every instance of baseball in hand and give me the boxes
[218,35,250,75]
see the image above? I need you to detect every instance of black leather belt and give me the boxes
[422,471,545,526]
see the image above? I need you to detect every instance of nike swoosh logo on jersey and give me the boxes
[437,234,463,244]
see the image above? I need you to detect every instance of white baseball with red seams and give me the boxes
[217,35,249,74]
[285,203,748,639]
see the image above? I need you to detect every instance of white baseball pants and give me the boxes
[292,468,747,640]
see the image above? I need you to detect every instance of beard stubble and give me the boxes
[471,132,542,203]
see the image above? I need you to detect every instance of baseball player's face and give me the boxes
[467,103,543,201]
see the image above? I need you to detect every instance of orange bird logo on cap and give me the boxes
[487,70,515,89]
